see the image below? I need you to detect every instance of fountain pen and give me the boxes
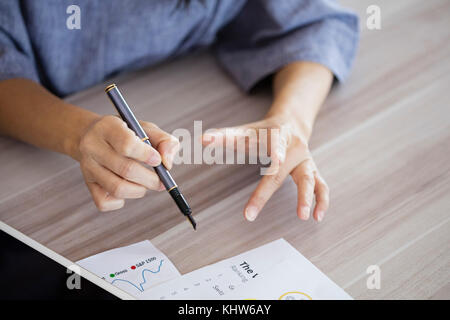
[105,84,196,230]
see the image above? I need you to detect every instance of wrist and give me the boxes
[62,104,100,161]
[269,61,333,142]
[265,104,313,141]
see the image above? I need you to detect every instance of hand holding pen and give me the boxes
[76,84,195,229]
[105,84,195,229]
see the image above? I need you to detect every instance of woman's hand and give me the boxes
[202,61,333,222]
[202,114,329,222]
[77,115,180,211]
[0,79,181,212]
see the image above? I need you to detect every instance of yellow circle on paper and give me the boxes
[278,291,312,300]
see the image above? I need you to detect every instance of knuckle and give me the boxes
[111,181,126,198]
[119,136,137,157]
[103,115,121,125]
[316,174,330,192]
[97,116,114,130]
[89,117,111,140]
[298,193,311,207]
[146,122,159,129]
[270,173,285,188]
[100,116,126,134]
[147,147,159,160]
[316,181,330,206]
[146,173,159,188]
[302,173,315,185]
[118,160,136,179]
[78,136,91,154]
[141,121,158,132]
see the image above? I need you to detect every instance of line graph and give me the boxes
[111,259,164,292]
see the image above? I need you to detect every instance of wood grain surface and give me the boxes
[1,0,449,299]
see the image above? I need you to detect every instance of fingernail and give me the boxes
[245,206,258,222]
[164,155,172,170]
[99,199,124,212]
[148,153,161,166]
[158,182,165,191]
[317,210,324,222]
[300,206,310,220]
[163,142,178,169]
[169,147,177,165]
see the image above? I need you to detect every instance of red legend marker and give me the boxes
[131,266,136,270]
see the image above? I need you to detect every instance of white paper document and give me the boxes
[77,238,351,300]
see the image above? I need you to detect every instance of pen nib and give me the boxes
[187,214,197,230]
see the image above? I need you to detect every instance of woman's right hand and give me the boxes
[77,115,180,211]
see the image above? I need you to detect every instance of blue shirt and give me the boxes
[0,0,359,97]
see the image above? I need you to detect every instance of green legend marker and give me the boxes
[109,274,115,278]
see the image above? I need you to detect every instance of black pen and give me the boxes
[105,84,196,230]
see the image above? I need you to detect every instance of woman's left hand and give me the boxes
[202,114,329,222]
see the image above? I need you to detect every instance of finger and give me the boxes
[82,170,124,211]
[313,173,330,222]
[86,182,125,212]
[263,130,286,176]
[244,165,290,222]
[85,158,147,199]
[141,121,180,170]
[291,160,316,220]
[101,116,161,166]
[90,141,164,191]
[156,139,179,170]
[201,125,255,151]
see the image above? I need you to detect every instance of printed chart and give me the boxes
[108,258,164,293]
[77,240,180,295]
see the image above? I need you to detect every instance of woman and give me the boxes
[0,0,359,222]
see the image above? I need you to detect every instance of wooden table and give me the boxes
[1,0,449,299]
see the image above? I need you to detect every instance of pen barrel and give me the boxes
[105,86,147,140]
[154,163,176,190]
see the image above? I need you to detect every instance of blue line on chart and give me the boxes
[111,259,164,292]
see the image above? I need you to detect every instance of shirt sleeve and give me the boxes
[0,1,39,83]
[214,0,360,91]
